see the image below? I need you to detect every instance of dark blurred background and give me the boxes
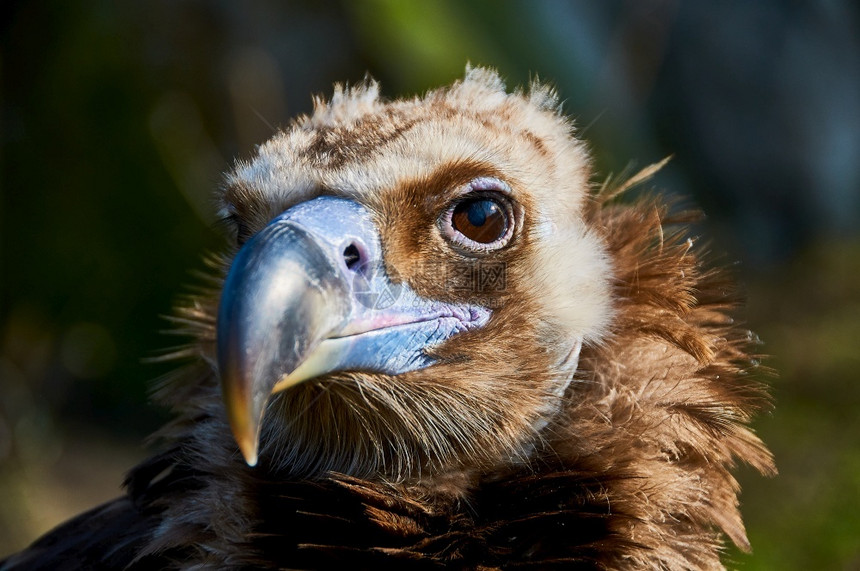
[1,1,858,567]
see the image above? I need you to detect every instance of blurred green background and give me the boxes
[1,1,859,568]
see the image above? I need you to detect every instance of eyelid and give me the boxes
[448,176,513,200]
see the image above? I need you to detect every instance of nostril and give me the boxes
[343,243,361,270]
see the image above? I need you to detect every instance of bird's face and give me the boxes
[214,69,613,479]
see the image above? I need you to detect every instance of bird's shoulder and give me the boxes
[0,449,198,571]
[233,461,633,570]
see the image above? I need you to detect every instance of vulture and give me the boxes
[2,67,775,570]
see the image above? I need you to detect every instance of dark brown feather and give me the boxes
[3,185,774,571]
[2,74,774,569]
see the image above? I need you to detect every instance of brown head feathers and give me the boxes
[2,67,774,571]
[159,68,774,569]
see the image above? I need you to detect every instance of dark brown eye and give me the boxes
[441,183,516,253]
[452,197,508,244]
[223,212,252,247]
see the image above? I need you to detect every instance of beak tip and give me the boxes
[223,384,263,467]
[237,431,260,467]
[243,450,259,468]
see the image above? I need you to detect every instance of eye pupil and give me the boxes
[452,197,508,244]
[467,201,491,226]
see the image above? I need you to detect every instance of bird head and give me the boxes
[209,67,614,478]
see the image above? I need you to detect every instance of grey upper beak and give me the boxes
[217,215,352,465]
[217,196,491,466]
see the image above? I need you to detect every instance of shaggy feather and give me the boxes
[1,68,773,571]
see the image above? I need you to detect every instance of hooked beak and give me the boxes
[216,197,490,466]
